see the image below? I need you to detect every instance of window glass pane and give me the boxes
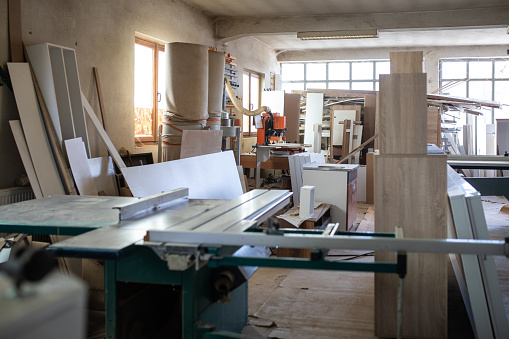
[441,81,466,97]
[468,80,492,101]
[495,61,509,79]
[282,82,304,92]
[306,82,326,90]
[352,81,374,90]
[495,106,509,121]
[306,63,326,81]
[329,82,350,90]
[442,61,466,79]
[251,74,260,110]
[329,63,349,80]
[352,62,373,80]
[242,72,250,110]
[134,43,154,137]
[281,63,304,81]
[469,61,492,79]
[375,61,390,79]
[157,50,166,128]
[495,81,509,105]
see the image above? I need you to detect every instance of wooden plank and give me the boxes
[284,93,301,144]
[180,130,223,159]
[65,138,98,196]
[331,107,356,146]
[365,152,374,204]
[93,67,107,131]
[88,157,118,196]
[8,63,66,196]
[390,51,423,74]
[379,73,427,155]
[240,154,289,170]
[81,92,126,169]
[374,154,447,338]
[8,0,23,62]
[9,120,43,199]
[427,106,441,146]
[122,150,243,199]
[362,94,376,150]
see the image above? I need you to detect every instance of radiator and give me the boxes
[0,187,34,206]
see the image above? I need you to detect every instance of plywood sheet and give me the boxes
[374,154,447,338]
[390,51,423,74]
[8,63,65,196]
[88,157,118,196]
[65,138,98,196]
[303,93,323,151]
[180,130,223,159]
[379,73,427,154]
[362,94,376,150]
[122,150,243,199]
[284,93,301,144]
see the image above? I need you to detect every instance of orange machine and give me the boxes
[256,112,287,145]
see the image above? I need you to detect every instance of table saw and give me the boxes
[0,187,507,338]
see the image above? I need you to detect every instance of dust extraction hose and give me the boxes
[224,77,271,116]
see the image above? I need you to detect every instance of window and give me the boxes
[243,70,262,135]
[134,37,165,143]
[280,60,390,92]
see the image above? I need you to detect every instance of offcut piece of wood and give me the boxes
[8,63,66,196]
[65,138,98,196]
[121,150,243,199]
[88,157,118,196]
[284,93,301,144]
[81,92,126,169]
[9,120,43,199]
[93,67,107,131]
[8,0,23,62]
[374,154,447,338]
[379,73,427,155]
[390,51,423,74]
[427,106,441,146]
[352,124,363,163]
[180,130,223,159]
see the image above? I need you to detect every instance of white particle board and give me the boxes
[9,120,43,199]
[121,150,243,199]
[88,157,118,197]
[65,138,98,196]
[48,46,75,144]
[262,90,285,115]
[304,93,323,151]
[26,44,62,142]
[8,62,65,196]
[81,92,126,169]
[63,49,90,156]
[356,166,366,202]
[180,130,223,159]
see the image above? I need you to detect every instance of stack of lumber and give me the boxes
[374,52,448,338]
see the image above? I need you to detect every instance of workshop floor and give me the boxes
[241,198,509,338]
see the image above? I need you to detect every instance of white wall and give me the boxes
[278,45,509,92]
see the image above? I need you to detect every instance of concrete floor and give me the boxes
[242,197,509,338]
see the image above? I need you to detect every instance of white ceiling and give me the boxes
[184,0,509,17]
[183,0,509,51]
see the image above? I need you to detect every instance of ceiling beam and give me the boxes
[215,7,509,42]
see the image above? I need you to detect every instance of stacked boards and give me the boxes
[374,52,448,338]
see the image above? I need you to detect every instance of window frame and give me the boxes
[134,37,165,144]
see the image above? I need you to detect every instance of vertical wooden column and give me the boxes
[374,51,448,338]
